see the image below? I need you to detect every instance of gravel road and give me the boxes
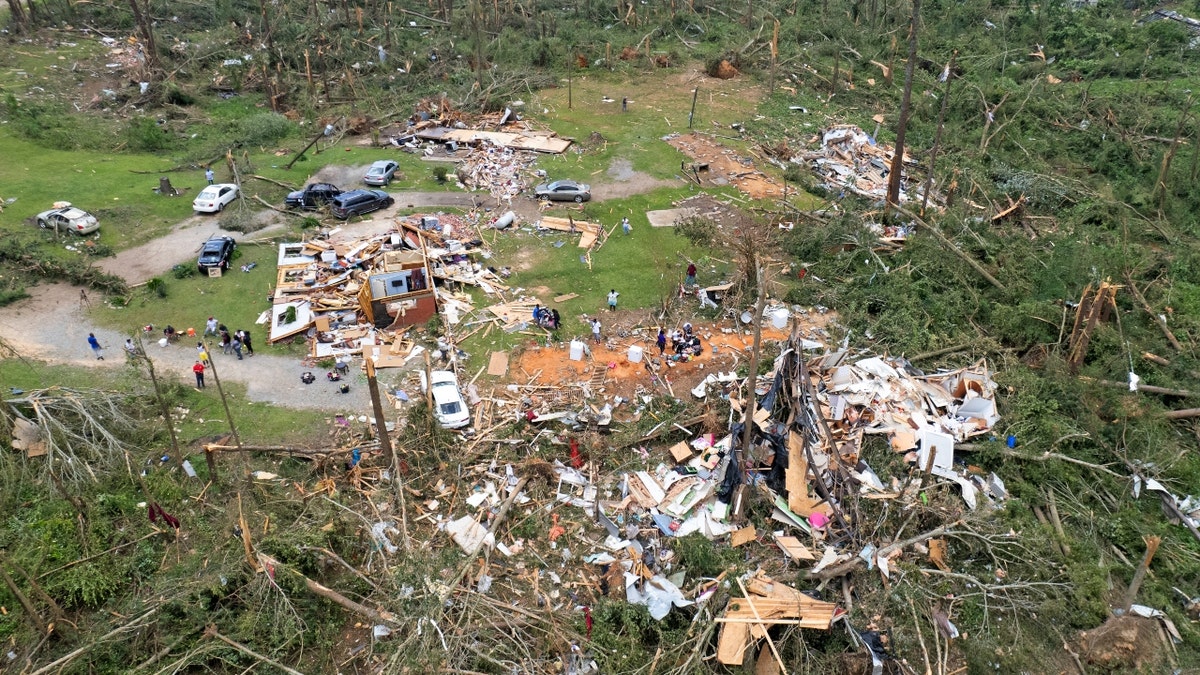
[1,165,678,410]
[1,191,487,411]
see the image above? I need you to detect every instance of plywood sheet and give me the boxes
[487,351,509,377]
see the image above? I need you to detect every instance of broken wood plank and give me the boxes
[486,351,509,377]
[731,525,757,547]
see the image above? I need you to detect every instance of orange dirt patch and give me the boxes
[509,314,833,401]
[668,132,786,200]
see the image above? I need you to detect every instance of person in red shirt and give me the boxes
[193,361,206,388]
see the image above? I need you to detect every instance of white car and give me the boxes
[36,203,99,235]
[420,370,471,429]
[193,183,240,213]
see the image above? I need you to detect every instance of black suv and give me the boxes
[285,183,343,210]
[330,189,394,219]
[197,236,236,274]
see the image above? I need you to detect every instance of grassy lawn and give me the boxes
[89,238,298,353]
[529,67,768,179]
[0,358,328,448]
[457,186,740,362]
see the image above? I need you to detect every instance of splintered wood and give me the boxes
[537,216,603,248]
[1067,280,1119,373]
[715,570,838,665]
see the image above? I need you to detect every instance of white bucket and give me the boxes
[628,345,643,363]
[569,340,585,361]
[770,307,790,329]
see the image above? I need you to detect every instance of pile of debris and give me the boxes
[419,331,1006,647]
[797,124,941,207]
[265,214,507,370]
[454,142,540,205]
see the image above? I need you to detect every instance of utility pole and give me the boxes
[132,333,183,469]
[688,87,699,128]
[366,357,393,462]
[739,265,768,456]
[203,340,243,472]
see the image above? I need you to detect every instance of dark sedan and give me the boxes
[330,189,395,219]
[197,236,236,274]
[285,183,343,210]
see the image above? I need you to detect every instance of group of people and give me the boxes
[655,322,702,357]
[532,305,561,331]
[191,317,255,388]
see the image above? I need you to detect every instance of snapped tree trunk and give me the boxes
[886,0,921,207]
[126,0,160,75]
[5,0,27,33]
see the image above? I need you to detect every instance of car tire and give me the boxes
[37,219,47,229]
[218,202,224,212]
[574,195,584,203]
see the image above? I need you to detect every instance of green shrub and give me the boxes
[675,214,716,247]
[432,166,449,183]
[171,264,197,280]
[236,112,293,146]
[146,277,168,298]
[125,117,176,152]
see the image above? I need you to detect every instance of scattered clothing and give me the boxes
[193,361,206,388]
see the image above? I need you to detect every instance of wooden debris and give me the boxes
[487,351,509,377]
[716,571,837,665]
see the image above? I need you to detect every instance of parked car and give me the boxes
[330,189,394,219]
[285,183,343,210]
[535,179,591,203]
[35,203,99,235]
[420,370,470,429]
[193,183,240,213]
[363,160,400,186]
[197,236,236,274]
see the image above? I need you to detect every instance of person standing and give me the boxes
[621,217,631,235]
[197,342,210,366]
[621,97,628,112]
[685,263,697,287]
[236,329,254,356]
[193,361,206,388]
[205,167,215,185]
[219,328,232,355]
[232,336,243,360]
[205,316,219,337]
[591,318,602,344]
[656,328,667,355]
[607,289,619,312]
[125,339,138,356]
[87,333,104,360]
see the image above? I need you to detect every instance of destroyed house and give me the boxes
[359,250,437,329]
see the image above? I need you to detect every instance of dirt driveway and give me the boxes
[1,165,680,411]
